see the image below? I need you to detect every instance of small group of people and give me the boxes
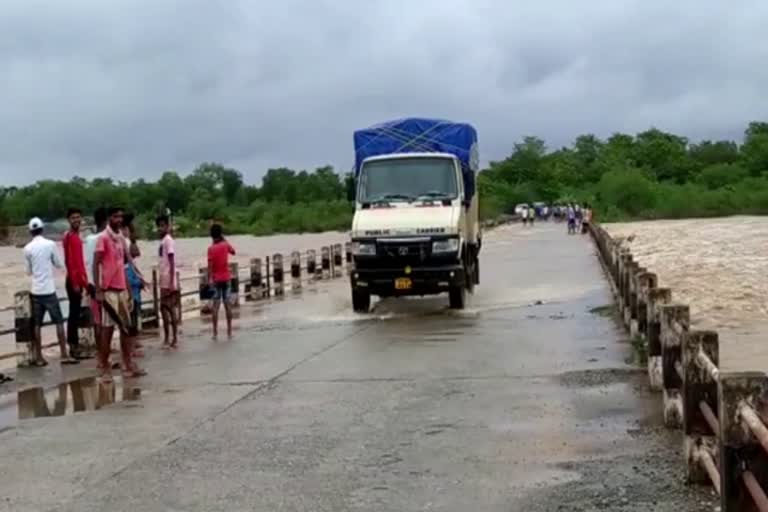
[520,205,536,226]
[22,207,238,381]
[565,203,593,235]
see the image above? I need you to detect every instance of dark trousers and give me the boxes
[65,278,81,351]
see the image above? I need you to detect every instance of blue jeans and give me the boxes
[212,282,230,304]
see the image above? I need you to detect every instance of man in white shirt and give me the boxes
[23,217,78,366]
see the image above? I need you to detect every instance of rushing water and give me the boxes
[0,231,352,309]
[0,230,352,370]
[605,216,768,371]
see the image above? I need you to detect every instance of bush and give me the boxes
[595,168,656,217]
[697,163,748,190]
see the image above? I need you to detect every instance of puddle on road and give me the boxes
[0,376,142,431]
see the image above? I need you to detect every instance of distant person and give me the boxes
[207,224,236,340]
[62,208,91,360]
[93,207,145,381]
[575,204,583,230]
[156,214,179,348]
[581,203,592,234]
[567,204,577,234]
[521,206,529,226]
[86,207,108,352]
[23,217,78,366]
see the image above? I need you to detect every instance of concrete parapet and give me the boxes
[587,223,768,509]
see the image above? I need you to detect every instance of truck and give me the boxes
[349,118,481,312]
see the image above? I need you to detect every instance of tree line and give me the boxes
[478,121,768,221]
[3,120,768,238]
[0,164,356,237]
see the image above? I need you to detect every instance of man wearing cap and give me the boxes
[23,217,79,366]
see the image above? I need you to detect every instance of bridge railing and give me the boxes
[2,243,352,368]
[589,223,768,512]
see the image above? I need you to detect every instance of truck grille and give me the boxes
[377,240,431,264]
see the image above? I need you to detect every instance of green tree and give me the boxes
[697,163,748,190]
[688,140,739,167]
[742,122,768,175]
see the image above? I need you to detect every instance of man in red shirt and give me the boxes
[93,207,146,381]
[207,224,236,340]
[62,208,90,360]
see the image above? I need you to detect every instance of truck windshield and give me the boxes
[358,158,458,203]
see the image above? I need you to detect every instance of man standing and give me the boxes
[24,217,79,366]
[93,207,145,381]
[62,208,90,360]
[575,203,583,232]
[156,214,179,348]
[207,224,236,340]
[567,204,577,235]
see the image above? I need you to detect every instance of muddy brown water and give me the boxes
[0,231,351,369]
[0,231,351,308]
[605,216,768,372]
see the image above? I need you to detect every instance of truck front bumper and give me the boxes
[351,264,465,297]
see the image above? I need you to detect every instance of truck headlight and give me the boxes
[432,238,460,253]
[352,241,376,256]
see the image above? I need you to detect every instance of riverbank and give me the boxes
[604,215,768,371]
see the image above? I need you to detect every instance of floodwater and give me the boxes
[0,231,351,309]
[605,215,768,371]
[0,231,351,363]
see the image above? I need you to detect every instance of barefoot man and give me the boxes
[207,224,236,340]
[93,207,145,380]
[156,214,179,348]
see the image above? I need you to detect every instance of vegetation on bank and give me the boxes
[0,165,356,237]
[478,121,768,222]
[3,120,768,237]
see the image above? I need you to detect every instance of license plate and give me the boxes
[394,278,412,290]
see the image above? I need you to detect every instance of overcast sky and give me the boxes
[2,1,767,185]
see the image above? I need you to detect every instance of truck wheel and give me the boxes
[352,290,370,313]
[449,285,466,309]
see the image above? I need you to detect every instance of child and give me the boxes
[207,224,236,340]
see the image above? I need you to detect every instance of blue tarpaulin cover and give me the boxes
[353,118,478,199]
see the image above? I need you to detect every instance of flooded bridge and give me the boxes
[0,223,715,511]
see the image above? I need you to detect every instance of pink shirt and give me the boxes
[158,234,176,290]
[94,230,127,291]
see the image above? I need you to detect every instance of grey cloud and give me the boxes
[1,0,768,184]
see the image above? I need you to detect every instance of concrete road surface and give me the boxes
[0,223,715,511]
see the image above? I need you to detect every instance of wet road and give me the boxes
[0,223,713,511]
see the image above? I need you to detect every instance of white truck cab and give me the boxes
[349,151,480,312]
